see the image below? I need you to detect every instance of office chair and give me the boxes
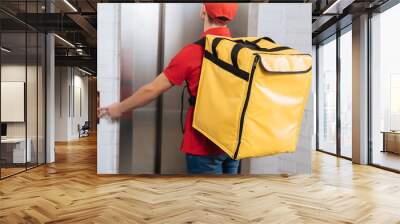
[79,121,90,138]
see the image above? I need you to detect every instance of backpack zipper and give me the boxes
[233,55,260,160]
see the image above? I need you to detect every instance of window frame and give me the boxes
[316,24,353,161]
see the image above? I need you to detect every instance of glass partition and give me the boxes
[27,30,38,169]
[370,3,400,171]
[38,32,45,165]
[339,28,352,158]
[0,1,46,179]
[317,36,337,154]
[1,30,28,177]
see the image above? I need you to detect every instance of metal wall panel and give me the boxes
[229,3,250,37]
[160,3,250,174]
[109,3,251,174]
[119,4,159,173]
[160,3,203,174]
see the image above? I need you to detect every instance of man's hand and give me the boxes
[98,103,123,119]
[97,73,172,120]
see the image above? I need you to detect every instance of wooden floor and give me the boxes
[373,150,400,171]
[1,135,400,224]
[1,167,26,178]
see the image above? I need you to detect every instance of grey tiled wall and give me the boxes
[245,3,314,174]
[97,4,120,174]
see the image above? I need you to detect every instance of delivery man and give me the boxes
[98,3,239,174]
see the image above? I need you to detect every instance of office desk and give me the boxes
[382,131,400,154]
[1,138,31,163]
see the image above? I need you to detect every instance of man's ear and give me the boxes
[200,4,206,21]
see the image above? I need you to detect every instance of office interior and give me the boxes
[0,0,400,222]
[315,0,400,172]
[0,1,46,178]
[0,0,98,179]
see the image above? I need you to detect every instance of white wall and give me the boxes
[55,67,68,141]
[245,3,313,174]
[97,3,121,174]
[54,67,89,141]
[72,73,89,138]
[1,65,37,138]
[1,65,26,133]
[1,63,47,164]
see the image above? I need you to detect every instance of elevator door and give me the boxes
[160,3,203,174]
[119,4,160,173]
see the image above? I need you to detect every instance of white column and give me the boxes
[97,4,121,174]
[46,32,55,163]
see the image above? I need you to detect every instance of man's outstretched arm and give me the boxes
[98,73,173,119]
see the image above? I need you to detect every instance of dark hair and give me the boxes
[207,15,230,25]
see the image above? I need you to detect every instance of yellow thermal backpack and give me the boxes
[190,35,312,160]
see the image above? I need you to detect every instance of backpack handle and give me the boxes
[252,37,276,44]
[210,37,291,71]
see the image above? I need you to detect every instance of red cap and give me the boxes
[204,3,238,24]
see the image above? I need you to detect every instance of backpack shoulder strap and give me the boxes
[180,39,204,133]
[193,37,206,48]
[186,37,205,102]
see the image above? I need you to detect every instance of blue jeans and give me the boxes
[186,153,240,174]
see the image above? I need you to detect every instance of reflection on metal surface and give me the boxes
[119,4,159,174]
[119,4,133,173]
[155,3,165,174]
[160,3,203,174]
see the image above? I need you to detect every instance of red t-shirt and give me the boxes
[163,27,232,156]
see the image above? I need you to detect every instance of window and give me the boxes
[339,28,352,158]
[370,3,400,171]
[317,36,337,154]
[316,26,353,159]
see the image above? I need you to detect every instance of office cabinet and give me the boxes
[383,132,400,154]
